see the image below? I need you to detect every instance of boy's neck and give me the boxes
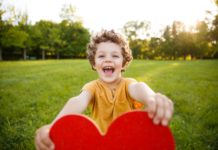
[99,77,123,90]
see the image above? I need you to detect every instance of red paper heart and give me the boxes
[50,111,175,150]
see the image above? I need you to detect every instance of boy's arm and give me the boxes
[128,82,156,103]
[35,90,92,150]
[128,82,174,126]
[51,90,92,124]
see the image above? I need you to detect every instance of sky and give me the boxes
[1,0,218,35]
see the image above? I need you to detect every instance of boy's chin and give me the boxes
[100,76,118,83]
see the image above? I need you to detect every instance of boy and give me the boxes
[35,30,174,150]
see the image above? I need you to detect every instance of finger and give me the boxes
[35,130,41,150]
[161,109,172,126]
[40,131,54,150]
[146,96,157,118]
[162,98,174,126]
[36,141,48,150]
[35,131,49,150]
[169,98,174,113]
[35,126,55,150]
[153,93,164,125]
[35,136,40,150]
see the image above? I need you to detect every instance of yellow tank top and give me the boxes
[82,77,143,134]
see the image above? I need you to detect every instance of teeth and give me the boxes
[103,66,113,70]
[103,66,114,73]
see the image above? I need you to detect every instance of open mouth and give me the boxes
[102,66,115,75]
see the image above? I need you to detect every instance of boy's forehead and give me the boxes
[96,42,122,52]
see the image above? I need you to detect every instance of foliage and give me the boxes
[1,26,28,48]
[210,14,218,58]
[58,20,90,58]
[0,2,218,60]
[0,3,90,60]
[159,21,213,60]
[123,20,150,40]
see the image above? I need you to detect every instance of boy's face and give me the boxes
[93,41,124,83]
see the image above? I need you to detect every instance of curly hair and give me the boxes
[87,30,133,71]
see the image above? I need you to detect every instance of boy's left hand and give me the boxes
[146,93,174,126]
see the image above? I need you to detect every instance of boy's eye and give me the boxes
[113,55,119,58]
[98,55,105,58]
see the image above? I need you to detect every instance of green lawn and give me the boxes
[0,59,217,150]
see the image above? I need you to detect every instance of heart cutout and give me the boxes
[50,111,175,150]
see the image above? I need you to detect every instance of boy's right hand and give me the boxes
[35,124,55,150]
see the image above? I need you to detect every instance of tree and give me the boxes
[207,1,218,58]
[59,4,81,23]
[0,2,5,60]
[123,20,150,41]
[34,20,55,59]
[195,21,210,58]
[59,21,90,58]
[123,20,150,58]
[148,37,161,59]
[161,25,176,59]
[0,3,31,60]
[1,27,28,56]
[177,32,196,60]
[210,14,218,58]
[48,25,62,59]
[18,12,32,60]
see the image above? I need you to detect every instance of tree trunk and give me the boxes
[23,49,27,60]
[56,51,60,59]
[42,50,45,60]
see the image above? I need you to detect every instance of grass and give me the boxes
[0,59,218,150]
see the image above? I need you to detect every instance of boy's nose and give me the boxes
[104,56,112,62]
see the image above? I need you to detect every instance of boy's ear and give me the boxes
[121,66,126,72]
[92,65,97,70]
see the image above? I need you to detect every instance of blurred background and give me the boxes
[0,0,218,150]
[0,0,218,60]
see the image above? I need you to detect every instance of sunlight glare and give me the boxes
[2,0,217,33]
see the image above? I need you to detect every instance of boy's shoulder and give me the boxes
[83,80,98,87]
[123,77,137,83]
[82,80,99,94]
